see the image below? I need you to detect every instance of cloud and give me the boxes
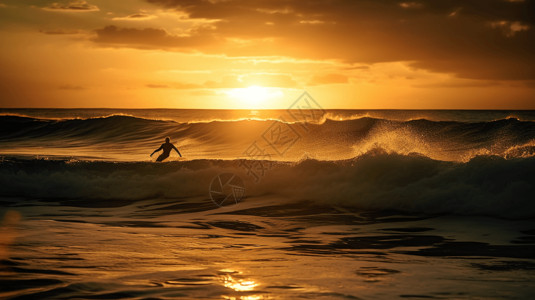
[490,20,530,37]
[92,0,535,80]
[237,73,297,87]
[189,89,218,96]
[112,13,157,21]
[145,73,297,90]
[399,2,424,9]
[146,84,170,88]
[43,1,99,12]
[40,29,81,35]
[59,84,85,90]
[308,73,349,85]
[147,82,203,89]
[412,79,499,89]
[94,25,215,50]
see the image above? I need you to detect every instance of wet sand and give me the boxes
[1,196,535,299]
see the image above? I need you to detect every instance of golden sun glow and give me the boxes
[225,85,284,108]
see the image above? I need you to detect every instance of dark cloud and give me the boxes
[43,1,99,12]
[92,0,535,80]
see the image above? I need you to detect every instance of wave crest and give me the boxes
[1,115,535,161]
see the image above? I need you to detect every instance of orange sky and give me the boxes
[0,0,534,109]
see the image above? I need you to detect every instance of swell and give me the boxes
[1,115,535,161]
[2,114,533,142]
[1,152,534,218]
[0,115,173,142]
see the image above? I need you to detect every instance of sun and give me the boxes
[225,85,283,108]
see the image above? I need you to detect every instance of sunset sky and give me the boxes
[0,0,533,109]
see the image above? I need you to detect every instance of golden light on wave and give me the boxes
[225,85,283,108]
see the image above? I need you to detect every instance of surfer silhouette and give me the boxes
[150,137,182,162]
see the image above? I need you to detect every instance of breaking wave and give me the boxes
[0,152,534,218]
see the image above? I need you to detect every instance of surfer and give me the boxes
[150,137,182,162]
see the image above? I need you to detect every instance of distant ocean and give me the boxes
[1,109,534,299]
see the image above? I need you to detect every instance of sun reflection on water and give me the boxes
[222,296,263,300]
[219,269,259,293]
[221,274,258,291]
[223,277,257,291]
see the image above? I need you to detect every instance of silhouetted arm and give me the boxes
[172,145,182,157]
[150,145,163,157]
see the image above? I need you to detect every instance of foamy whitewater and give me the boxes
[1,109,534,299]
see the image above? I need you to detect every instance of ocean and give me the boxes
[1,108,534,299]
